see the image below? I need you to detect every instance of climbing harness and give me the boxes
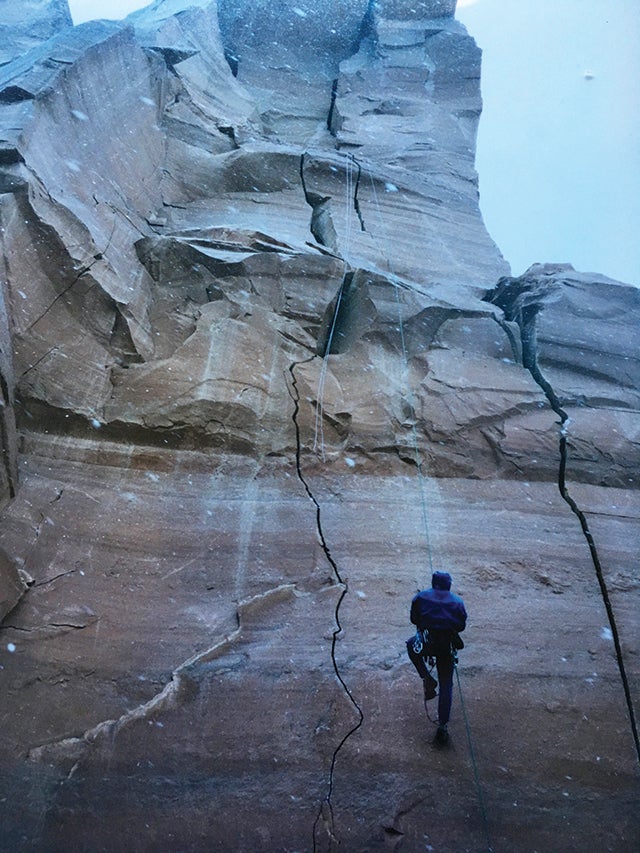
[414,631,463,726]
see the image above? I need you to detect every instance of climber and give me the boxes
[406,571,467,745]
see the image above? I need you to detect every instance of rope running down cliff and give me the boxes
[365,168,435,573]
[295,153,365,851]
[365,161,492,851]
[312,155,355,458]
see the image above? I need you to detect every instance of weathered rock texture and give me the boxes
[0,1,638,850]
[0,0,72,65]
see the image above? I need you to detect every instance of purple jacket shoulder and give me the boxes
[410,588,467,633]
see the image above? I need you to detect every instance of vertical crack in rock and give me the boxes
[350,154,366,233]
[223,47,239,77]
[327,78,339,135]
[491,315,521,365]
[317,271,354,357]
[486,277,640,765]
[0,370,17,498]
[300,154,339,252]
[300,152,366,256]
[287,357,364,852]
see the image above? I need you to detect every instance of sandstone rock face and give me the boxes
[0,266,17,505]
[0,1,638,850]
[485,263,640,487]
[0,546,25,623]
[0,0,72,65]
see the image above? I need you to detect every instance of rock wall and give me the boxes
[0,1,638,850]
[0,0,72,65]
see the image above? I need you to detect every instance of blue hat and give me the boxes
[432,571,452,590]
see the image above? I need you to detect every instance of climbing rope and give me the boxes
[308,151,490,848]
[364,160,492,850]
[313,272,348,459]
[344,153,354,261]
[366,169,434,572]
[312,155,356,460]
[456,664,493,852]
[287,359,364,852]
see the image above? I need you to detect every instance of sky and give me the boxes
[69,0,640,286]
[457,0,640,285]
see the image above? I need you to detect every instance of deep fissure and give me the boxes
[299,153,336,251]
[300,152,367,256]
[0,371,17,497]
[487,283,640,765]
[286,357,364,852]
[317,271,355,357]
[350,155,366,232]
[327,79,339,135]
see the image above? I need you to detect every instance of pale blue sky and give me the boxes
[457,0,640,285]
[69,0,640,285]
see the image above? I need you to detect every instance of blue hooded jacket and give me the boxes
[410,571,467,634]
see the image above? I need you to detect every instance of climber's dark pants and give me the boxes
[406,638,455,726]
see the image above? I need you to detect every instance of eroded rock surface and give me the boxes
[0,0,72,65]
[0,0,638,850]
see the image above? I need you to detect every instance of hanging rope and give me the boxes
[313,273,347,459]
[364,162,492,851]
[366,169,434,573]
[456,664,493,852]
[312,155,355,460]
[344,153,354,261]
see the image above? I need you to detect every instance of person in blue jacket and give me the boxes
[406,571,467,744]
